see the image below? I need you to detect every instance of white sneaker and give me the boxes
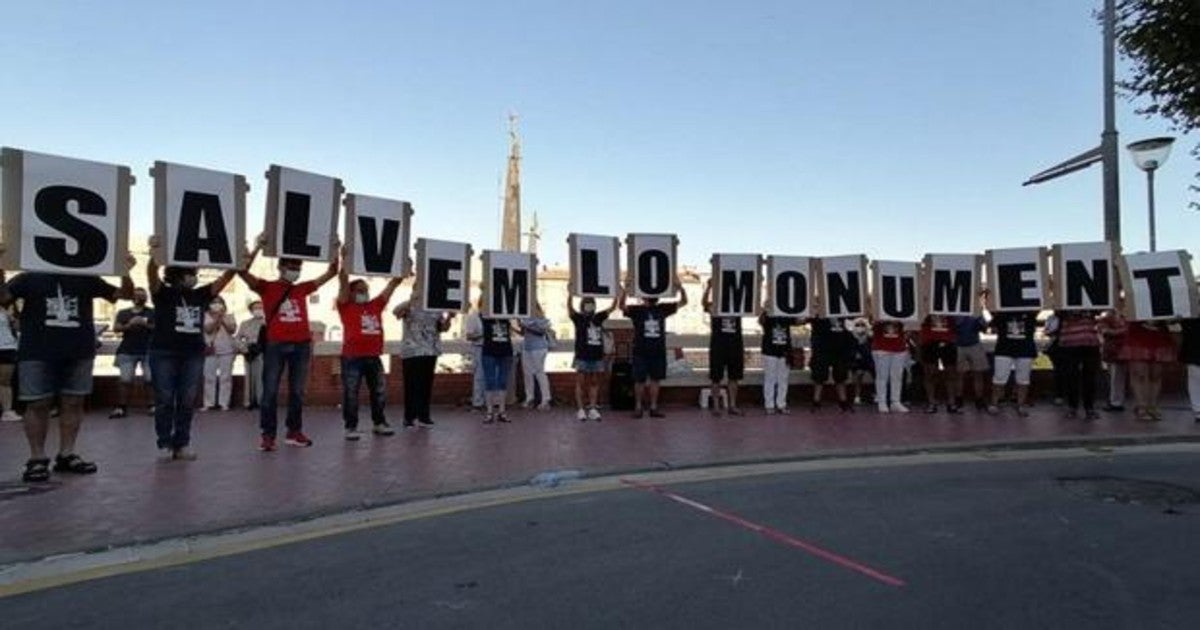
[344,429,364,441]
[889,402,909,414]
[778,407,791,415]
[576,409,587,421]
[877,403,890,414]
[1,410,22,422]
[157,448,175,463]
[587,407,602,421]
[173,447,198,461]
[537,402,551,411]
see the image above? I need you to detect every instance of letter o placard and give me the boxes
[626,233,678,299]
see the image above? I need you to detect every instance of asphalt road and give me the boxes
[2,449,1199,629]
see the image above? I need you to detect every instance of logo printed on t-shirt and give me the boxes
[771,327,789,345]
[720,318,737,334]
[490,322,509,342]
[360,313,382,336]
[586,324,604,346]
[278,298,303,323]
[643,317,662,339]
[1006,320,1026,340]
[45,294,81,329]
[174,305,202,334]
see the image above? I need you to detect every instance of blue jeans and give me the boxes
[341,356,387,429]
[149,351,205,449]
[260,341,312,437]
[481,354,513,392]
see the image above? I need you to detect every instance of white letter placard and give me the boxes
[766,255,814,318]
[567,233,620,298]
[985,247,1048,312]
[1050,241,1118,311]
[151,161,246,269]
[414,238,473,313]
[264,165,342,261]
[711,253,762,317]
[344,194,412,277]
[817,255,867,318]
[482,250,538,318]
[1118,250,1198,321]
[626,233,678,298]
[923,254,983,316]
[870,260,920,323]
[1,147,131,275]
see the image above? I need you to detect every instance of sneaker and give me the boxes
[483,413,496,425]
[259,435,276,452]
[765,407,777,415]
[345,429,364,441]
[402,419,416,428]
[852,396,862,406]
[728,407,744,416]
[577,408,588,422]
[219,405,230,412]
[537,402,551,411]
[521,400,534,409]
[157,448,175,463]
[986,405,1000,415]
[947,405,963,415]
[974,400,988,411]
[1102,403,1125,412]
[778,407,791,415]
[633,409,645,419]
[285,431,313,447]
[877,402,890,414]
[649,409,666,419]
[1084,410,1100,421]
[924,404,938,414]
[837,401,852,413]
[417,418,435,427]
[497,413,511,423]
[889,402,909,414]
[0,410,22,422]
[587,407,602,421]
[1016,406,1031,418]
[373,424,396,436]
[1064,409,1078,420]
[173,447,198,461]
[108,407,127,419]
[21,458,51,483]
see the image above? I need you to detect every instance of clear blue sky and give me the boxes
[2,0,1195,268]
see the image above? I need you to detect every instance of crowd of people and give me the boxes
[2,254,1199,484]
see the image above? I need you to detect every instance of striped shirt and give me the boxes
[1057,313,1099,347]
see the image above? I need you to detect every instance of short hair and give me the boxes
[278,258,303,268]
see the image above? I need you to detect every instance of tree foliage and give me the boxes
[1113,0,1200,206]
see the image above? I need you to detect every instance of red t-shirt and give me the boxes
[255,279,318,344]
[872,322,908,352]
[337,297,388,358]
[919,315,956,345]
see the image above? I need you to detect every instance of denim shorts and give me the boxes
[481,354,513,392]
[19,359,95,401]
[115,354,151,383]
[573,359,607,374]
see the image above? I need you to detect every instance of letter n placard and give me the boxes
[482,250,537,318]
[344,194,412,277]
[816,255,868,318]
[922,254,983,317]
[414,238,472,313]
[626,233,678,299]
[984,247,1048,312]
[1,147,132,275]
[151,161,247,269]
[567,233,620,298]
[711,253,762,317]
[1049,241,1118,311]
[1118,250,1198,321]
[264,165,342,261]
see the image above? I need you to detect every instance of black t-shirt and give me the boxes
[809,317,853,355]
[6,272,118,361]
[624,303,679,355]
[1180,318,1200,366]
[151,283,216,354]
[709,316,744,350]
[571,311,610,361]
[760,316,798,357]
[115,306,155,355]
[992,312,1038,358]
[481,318,514,357]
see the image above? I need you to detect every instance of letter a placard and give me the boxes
[626,233,678,299]
[264,165,342,261]
[1118,250,1199,321]
[1,147,132,275]
[414,238,473,313]
[482,250,537,318]
[151,161,247,269]
[567,233,620,298]
[344,194,413,277]
[711,253,762,317]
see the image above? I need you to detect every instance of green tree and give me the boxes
[1113,0,1200,207]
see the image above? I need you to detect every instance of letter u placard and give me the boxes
[264,165,342,261]
[1,147,132,275]
[481,250,537,318]
[870,260,920,323]
[151,161,247,269]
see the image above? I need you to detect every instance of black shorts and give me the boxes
[921,342,957,368]
[709,344,745,383]
[632,352,667,383]
[809,351,849,384]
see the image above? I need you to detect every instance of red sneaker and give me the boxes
[259,435,276,452]
[285,431,313,448]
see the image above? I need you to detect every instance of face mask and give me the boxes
[251,309,264,319]
[210,303,224,313]
[354,293,369,304]
[281,269,300,283]
[181,275,198,289]
[582,304,596,314]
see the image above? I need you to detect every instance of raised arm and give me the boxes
[336,259,351,305]
[116,253,137,300]
[701,279,713,312]
[237,234,268,289]
[567,294,577,317]
[438,312,456,333]
[212,238,262,298]
[391,299,412,321]
[676,277,689,308]
[377,274,406,305]
[312,241,342,289]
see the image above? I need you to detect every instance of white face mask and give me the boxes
[251,309,264,319]
[354,293,369,304]
[582,304,596,314]
[280,269,300,283]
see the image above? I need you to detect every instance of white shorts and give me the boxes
[992,356,1033,386]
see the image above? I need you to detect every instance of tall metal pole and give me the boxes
[1101,0,1121,244]
[1147,168,1157,252]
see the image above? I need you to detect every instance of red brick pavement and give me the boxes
[1,401,1197,565]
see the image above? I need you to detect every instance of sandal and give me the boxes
[53,453,98,475]
[22,458,51,483]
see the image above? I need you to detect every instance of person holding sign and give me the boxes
[394,290,455,428]
[702,280,745,417]
[0,258,137,482]
[480,316,516,424]
[336,257,403,440]
[759,302,798,414]
[568,294,618,421]
[618,277,688,419]
[1056,311,1102,421]
[870,320,909,414]
[146,237,254,461]
[110,287,154,419]
[806,310,854,414]
[1181,315,1200,423]
[1097,306,1129,412]
[955,307,991,412]
[1120,320,1176,422]
[239,238,340,451]
[918,315,961,414]
[986,311,1039,417]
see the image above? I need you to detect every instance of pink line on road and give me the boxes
[620,478,907,588]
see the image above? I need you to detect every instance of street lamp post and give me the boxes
[1126,137,1175,252]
